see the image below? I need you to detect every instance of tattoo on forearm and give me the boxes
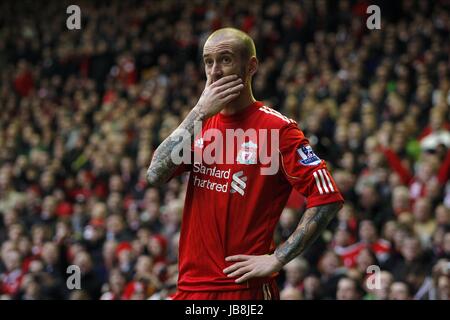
[147,107,204,186]
[274,202,342,265]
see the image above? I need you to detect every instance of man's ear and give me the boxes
[248,57,258,77]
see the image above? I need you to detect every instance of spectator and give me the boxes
[280,286,303,300]
[68,290,91,300]
[100,268,127,300]
[0,0,449,300]
[282,257,309,290]
[302,273,324,300]
[72,250,102,299]
[389,281,412,300]
[435,274,450,300]
[412,198,437,247]
[318,250,346,299]
[0,249,24,298]
[384,236,432,282]
[336,277,363,300]
[336,220,390,268]
[364,271,394,300]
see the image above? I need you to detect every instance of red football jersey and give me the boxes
[172,101,344,291]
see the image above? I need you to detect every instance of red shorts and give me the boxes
[172,280,279,300]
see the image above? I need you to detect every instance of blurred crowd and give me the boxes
[0,0,449,300]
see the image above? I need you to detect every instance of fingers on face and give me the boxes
[219,84,243,99]
[220,78,243,91]
[211,74,239,87]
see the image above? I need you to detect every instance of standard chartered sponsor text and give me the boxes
[193,162,230,192]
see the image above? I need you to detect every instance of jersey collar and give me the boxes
[218,101,263,124]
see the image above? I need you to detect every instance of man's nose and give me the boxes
[211,62,223,79]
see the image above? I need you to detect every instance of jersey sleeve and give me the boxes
[279,123,344,209]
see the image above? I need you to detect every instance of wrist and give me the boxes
[193,104,208,121]
[271,254,285,271]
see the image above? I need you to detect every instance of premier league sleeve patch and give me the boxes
[297,145,321,166]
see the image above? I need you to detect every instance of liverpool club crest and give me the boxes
[236,141,258,165]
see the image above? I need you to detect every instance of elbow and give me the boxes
[325,200,344,217]
[146,168,164,188]
[333,200,344,213]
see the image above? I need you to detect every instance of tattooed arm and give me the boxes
[146,108,205,187]
[146,74,243,187]
[274,201,342,264]
[224,201,342,283]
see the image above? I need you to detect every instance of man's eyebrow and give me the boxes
[203,50,235,58]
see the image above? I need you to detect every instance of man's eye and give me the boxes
[222,57,231,63]
[205,60,213,66]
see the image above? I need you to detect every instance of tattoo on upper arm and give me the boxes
[146,108,204,186]
[274,202,342,265]
[146,134,184,185]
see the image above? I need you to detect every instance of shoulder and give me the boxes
[255,104,298,129]
[254,104,309,148]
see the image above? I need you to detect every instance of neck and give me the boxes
[220,86,256,116]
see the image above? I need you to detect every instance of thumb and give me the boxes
[206,75,212,87]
